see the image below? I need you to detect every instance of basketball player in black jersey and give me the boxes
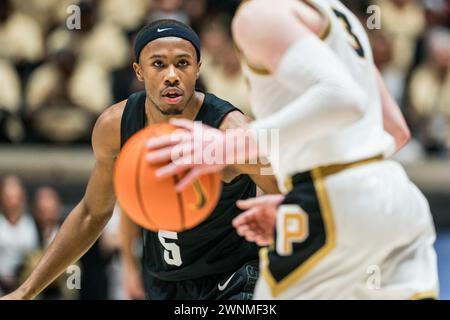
[2,20,278,300]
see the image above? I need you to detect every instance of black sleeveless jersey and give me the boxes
[120,91,258,282]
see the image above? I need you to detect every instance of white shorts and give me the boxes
[254,159,439,300]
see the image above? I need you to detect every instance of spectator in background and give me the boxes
[112,32,146,103]
[147,0,189,24]
[423,0,450,29]
[200,16,252,117]
[370,30,407,105]
[375,0,426,77]
[0,59,24,143]
[341,0,372,22]
[411,0,450,70]
[19,186,78,300]
[0,175,38,295]
[25,47,111,144]
[32,187,61,248]
[0,0,45,66]
[47,0,130,73]
[183,0,208,32]
[9,0,67,34]
[99,0,149,33]
[408,28,450,156]
[0,59,21,114]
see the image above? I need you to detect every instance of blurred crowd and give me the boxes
[0,0,449,156]
[0,174,126,299]
[0,175,69,298]
[0,0,245,145]
[349,0,450,158]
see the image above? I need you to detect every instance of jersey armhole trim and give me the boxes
[303,0,332,40]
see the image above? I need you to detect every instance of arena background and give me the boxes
[0,0,449,299]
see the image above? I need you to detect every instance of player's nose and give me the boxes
[164,64,180,85]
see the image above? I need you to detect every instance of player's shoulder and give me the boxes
[233,0,326,41]
[94,100,127,135]
[92,99,127,159]
[203,91,235,110]
[220,110,251,130]
[201,92,250,129]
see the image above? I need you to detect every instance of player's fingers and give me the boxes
[236,223,259,239]
[146,147,175,163]
[147,141,193,164]
[236,197,263,210]
[232,207,261,228]
[234,219,262,236]
[235,224,251,237]
[255,236,273,247]
[146,132,183,149]
[236,195,284,210]
[155,160,193,179]
[146,133,177,149]
[244,231,261,243]
[169,118,197,131]
[146,130,192,149]
[174,167,204,192]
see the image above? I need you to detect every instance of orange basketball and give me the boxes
[114,123,222,232]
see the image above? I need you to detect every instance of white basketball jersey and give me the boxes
[243,0,396,191]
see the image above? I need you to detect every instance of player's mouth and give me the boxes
[161,88,184,105]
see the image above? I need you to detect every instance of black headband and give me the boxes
[134,21,201,63]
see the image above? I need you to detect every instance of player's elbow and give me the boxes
[233,0,271,34]
[232,0,284,50]
[80,198,113,226]
[396,122,411,150]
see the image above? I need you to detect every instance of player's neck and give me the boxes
[2,210,22,225]
[145,91,205,124]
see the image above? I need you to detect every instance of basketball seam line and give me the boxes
[136,143,155,227]
[173,175,186,230]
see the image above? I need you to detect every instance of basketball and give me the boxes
[114,123,222,232]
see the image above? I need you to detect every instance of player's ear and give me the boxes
[196,61,202,79]
[133,62,144,82]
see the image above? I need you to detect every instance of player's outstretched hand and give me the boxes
[146,119,227,191]
[233,195,284,246]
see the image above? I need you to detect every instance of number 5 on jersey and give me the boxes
[276,205,309,256]
[158,230,182,266]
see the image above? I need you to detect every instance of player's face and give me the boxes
[134,37,200,115]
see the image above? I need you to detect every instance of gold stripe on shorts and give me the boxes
[260,166,337,298]
[409,290,438,300]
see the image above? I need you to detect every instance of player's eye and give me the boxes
[177,60,189,68]
[153,60,165,68]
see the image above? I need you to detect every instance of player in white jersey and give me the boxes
[147,0,439,299]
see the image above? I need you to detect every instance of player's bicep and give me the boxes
[82,110,120,219]
[82,159,117,220]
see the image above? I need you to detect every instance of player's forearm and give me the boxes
[17,201,112,299]
[376,69,411,152]
[229,163,280,195]
[383,104,411,153]
[119,214,140,272]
